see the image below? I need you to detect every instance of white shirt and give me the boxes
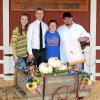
[57,22,90,64]
[27,20,48,55]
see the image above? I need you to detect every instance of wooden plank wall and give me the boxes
[0,0,90,75]
[0,0,3,74]
[96,0,100,80]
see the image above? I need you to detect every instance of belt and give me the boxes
[32,48,45,52]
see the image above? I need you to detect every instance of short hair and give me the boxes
[35,8,44,12]
[48,19,58,26]
[63,12,73,18]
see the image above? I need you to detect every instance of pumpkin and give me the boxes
[39,62,53,74]
[48,57,61,68]
[58,61,68,71]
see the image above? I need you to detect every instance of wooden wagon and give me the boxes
[15,69,91,100]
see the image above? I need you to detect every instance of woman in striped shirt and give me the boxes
[10,13,29,69]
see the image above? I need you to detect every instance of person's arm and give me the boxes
[11,47,19,64]
[27,24,34,62]
[44,32,47,46]
[79,37,89,43]
[58,32,61,48]
[79,25,90,48]
[78,25,90,41]
[10,27,19,64]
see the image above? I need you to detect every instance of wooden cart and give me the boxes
[14,69,91,100]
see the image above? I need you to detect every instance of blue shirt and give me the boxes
[45,31,60,61]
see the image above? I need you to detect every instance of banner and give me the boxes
[11,0,88,11]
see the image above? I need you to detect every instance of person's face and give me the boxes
[63,17,73,26]
[20,15,28,27]
[49,22,57,33]
[35,10,44,21]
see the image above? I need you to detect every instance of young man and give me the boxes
[27,8,48,67]
[57,12,90,68]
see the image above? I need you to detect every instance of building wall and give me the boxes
[0,0,100,80]
[96,0,100,80]
[0,0,3,74]
[9,0,90,39]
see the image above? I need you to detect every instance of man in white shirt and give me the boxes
[27,8,48,67]
[57,12,90,67]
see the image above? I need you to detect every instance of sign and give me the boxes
[11,0,88,11]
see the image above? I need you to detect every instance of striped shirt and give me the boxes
[10,26,28,57]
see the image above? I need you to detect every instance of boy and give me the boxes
[45,20,60,61]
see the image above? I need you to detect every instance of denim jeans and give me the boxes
[15,57,27,70]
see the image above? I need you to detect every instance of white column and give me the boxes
[90,0,97,80]
[96,46,100,77]
[3,0,14,80]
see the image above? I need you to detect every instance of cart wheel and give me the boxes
[52,85,75,100]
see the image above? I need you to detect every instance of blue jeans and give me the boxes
[15,57,27,70]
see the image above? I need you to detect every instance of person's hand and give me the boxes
[79,37,90,49]
[79,37,89,46]
[27,54,35,62]
[13,55,19,64]
[79,37,89,42]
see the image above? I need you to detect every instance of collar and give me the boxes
[36,20,43,24]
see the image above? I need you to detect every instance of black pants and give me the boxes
[32,49,46,67]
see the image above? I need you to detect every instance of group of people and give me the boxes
[10,8,90,69]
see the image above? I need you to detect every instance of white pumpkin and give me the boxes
[39,62,53,74]
[48,57,61,68]
[58,61,67,71]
